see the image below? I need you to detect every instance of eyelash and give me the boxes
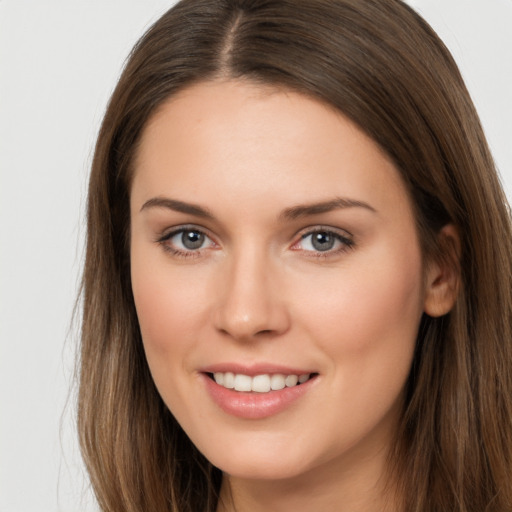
[156,225,217,259]
[156,225,355,259]
[292,226,355,259]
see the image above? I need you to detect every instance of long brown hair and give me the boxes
[79,1,512,510]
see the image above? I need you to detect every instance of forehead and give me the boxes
[131,79,411,222]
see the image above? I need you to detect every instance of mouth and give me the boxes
[201,368,319,419]
[206,372,318,393]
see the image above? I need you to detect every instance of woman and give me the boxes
[78,0,512,510]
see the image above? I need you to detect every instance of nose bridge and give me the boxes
[214,242,289,340]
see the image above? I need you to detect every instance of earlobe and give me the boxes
[423,224,461,318]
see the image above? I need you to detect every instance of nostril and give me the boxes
[213,296,291,341]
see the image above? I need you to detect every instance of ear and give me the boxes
[423,224,461,318]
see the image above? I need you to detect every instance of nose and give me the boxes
[213,248,290,341]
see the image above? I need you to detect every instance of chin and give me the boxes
[215,458,308,482]
[200,441,317,482]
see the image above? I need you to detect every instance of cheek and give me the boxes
[295,243,424,367]
[130,256,215,419]
[130,247,208,362]
[290,244,424,452]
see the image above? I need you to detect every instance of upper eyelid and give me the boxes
[157,224,214,242]
[155,224,354,248]
[156,226,217,258]
[294,225,354,240]
[291,226,355,253]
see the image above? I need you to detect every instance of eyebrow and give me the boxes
[140,195,376,220]
[280,197,376,220]
[140,197,214,219]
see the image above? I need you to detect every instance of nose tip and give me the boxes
[213,259,290,341]
[216,312,278,340]
[219,314,274,340]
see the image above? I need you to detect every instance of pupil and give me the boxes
[312,232,335,251]
[182,230,204,250]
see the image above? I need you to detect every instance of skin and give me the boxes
[130,80,457,512]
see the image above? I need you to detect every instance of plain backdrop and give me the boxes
[0,1,511,511]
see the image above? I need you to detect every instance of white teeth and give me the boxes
[270,374,286,390]
[212,372,312,392]
[285,374,298,387]
[234,374,252,392]
[223,372,235,389]
[252,374,271,392]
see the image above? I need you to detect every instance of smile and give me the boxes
[211,372,312,392]
[202,370,319,419]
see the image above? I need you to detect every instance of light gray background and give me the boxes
[0,1,511,511]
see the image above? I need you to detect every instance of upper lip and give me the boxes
[199,363,316,376]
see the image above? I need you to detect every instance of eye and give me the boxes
[158,227,216,257]
[293,228,354,255]
[174,229,207,250]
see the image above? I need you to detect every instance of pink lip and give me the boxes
[199,362,315,376]
[200,370,318,420]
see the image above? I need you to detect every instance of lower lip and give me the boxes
[202,374,317,419]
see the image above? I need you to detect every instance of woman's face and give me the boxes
[130,80,428,482]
